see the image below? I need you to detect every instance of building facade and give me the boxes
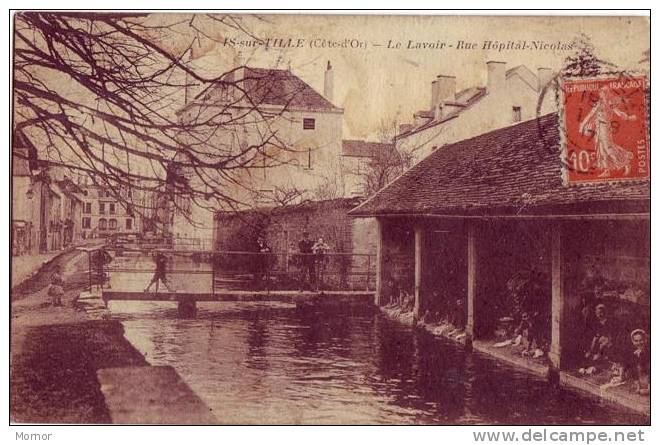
[78,182,140,239]
[396,62,557,164]
[169,61,350,248]
[11,131,59,255]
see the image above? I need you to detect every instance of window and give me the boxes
[99,218,107,230]
[82,217,91,229]
[97,189,104,198]
[512,106,522,123]
[109,203,116,214]
[82,190,88,196]
[83,202,92,214]
[106,191,112,198]
[303,118,315,130]
[99,202,105,214]
[126,218,133,230]
[306,148,313,169]
[109,219,117,230]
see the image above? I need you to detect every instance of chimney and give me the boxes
[324,60,334,102]
[233,50,243,68]
[486,61,506,92]
[229,51,244,85]
[537,67,553,92]
[436,75,456,102]
[431,75,456,118]
[430,79,439,110]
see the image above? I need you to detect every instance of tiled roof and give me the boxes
[192,67,341,113]
[350,113,650,217]
[397,88,487,139]
[342,140,395,158]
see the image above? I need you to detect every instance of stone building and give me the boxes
[215,197,378,289]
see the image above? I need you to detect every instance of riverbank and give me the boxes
[10,250,214,424]
[11,320,149,423]
[378,306,650,418]
[10,239,104,295]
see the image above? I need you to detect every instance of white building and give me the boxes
[396,61,557,164]
[169,61,347,247]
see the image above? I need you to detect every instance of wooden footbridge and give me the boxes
[80,246,377,317]
[101,290,376,317]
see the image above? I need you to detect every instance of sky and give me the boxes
[153,13,650,140]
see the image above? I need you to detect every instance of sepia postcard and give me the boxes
[10,11,651,428]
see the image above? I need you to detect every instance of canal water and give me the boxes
[112,301,646,425]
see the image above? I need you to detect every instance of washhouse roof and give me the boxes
[350,113,650,218]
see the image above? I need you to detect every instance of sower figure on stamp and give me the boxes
[579,89,637,178]
[144,250,175,293]
[298,231,315,291]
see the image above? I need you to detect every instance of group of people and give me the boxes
[250,231,332,290]
[297,231,331,291]
[419,293,467,340]
[383,279,414,312]
[493,270,552,358]
[578,301,650,396]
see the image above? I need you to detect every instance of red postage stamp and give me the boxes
[560,75,649,185]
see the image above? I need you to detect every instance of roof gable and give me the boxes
[189,67,341,113]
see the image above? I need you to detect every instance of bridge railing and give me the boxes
[82,246,376,294]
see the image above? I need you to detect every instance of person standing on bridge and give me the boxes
[298,231,315,291]
[312,237,331,290]
[254,236,272,289]
[144,251,175,293]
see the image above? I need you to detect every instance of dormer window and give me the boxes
[303,118,316,130]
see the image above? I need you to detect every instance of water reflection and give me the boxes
[113,302,646,425]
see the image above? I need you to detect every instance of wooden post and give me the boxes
[366,254,371,292]
[549,223,564,383]
[466,222,477,349]
[211,254,216,296]
[374,218,384,306]
[414,226,424,320]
